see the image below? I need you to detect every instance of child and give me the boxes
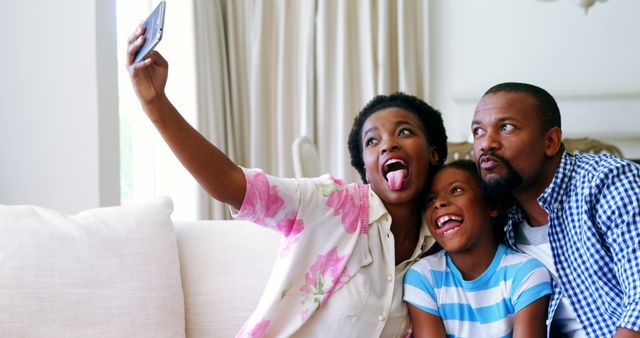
[127,25,449,337]
[404,160,551,338]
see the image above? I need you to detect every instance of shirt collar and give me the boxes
[537,151,575,210]
[367,188,434,256]
[367,188,388,225]
[416,218,434,254]
[505,152,574,246]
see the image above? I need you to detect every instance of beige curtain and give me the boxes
[193,0,430,219]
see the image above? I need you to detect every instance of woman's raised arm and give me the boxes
[126,25,246,210]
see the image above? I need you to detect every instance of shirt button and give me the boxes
[378,315,385,321]
[546,319,551,325]
[386,233,390,238]
[387,275,393,282]
[503,226,508,231]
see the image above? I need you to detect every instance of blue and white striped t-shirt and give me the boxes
[404,244,552,338]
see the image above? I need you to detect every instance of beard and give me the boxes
[479,154,523,198]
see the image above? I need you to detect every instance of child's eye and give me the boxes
[451,186,463,194]
[425,194,436,206]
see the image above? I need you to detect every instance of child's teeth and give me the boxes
[443,227,459,235]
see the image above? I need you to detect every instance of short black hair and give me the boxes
[443,159,481,184]
[484,82,561,132]
[347,92,448,183]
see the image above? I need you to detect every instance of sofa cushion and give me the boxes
[0,197,185,338]
[174,220,280,338]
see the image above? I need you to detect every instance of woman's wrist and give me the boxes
[142,94,172,123]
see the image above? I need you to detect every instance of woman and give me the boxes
[127,24,448,337]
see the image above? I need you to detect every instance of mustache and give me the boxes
[477,151,511,168]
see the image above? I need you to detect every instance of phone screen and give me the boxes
[134,1,166,63]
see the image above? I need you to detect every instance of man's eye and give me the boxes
[472,127,484,137]
[500,123,515,132]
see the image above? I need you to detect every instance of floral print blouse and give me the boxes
[233,168,434,338]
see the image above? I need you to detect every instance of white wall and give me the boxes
[0,0,119,213]
[1,0,637,214]
[429,0,640,159]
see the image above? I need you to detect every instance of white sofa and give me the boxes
[174,220,280,337]
[0,197,281,338]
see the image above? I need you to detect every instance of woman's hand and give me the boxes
[126,25,168,105]
[122,24,247,209]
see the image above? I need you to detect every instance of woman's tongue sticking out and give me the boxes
[387,168,408,191]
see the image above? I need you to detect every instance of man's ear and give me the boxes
[489,209,499,218]
[544,127,563,157]
[429,147,439,165]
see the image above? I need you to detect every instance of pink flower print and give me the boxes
[299,247,348,319]
[242,171,285,225]
[275,211,304,257]
[300,308,311,322]
[324,178,360,234]
[237,319,270,338]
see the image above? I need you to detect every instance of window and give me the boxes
[115,0,200,220]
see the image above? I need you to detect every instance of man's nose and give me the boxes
[479,131,499,154]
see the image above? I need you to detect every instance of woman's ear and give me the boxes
[429,147,439,165]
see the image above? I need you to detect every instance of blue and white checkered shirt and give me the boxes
[503,152,640,337]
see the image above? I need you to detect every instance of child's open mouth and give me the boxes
[383,159,408,191]
[435,214,463,236]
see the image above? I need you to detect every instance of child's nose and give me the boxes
[434,198,448,209]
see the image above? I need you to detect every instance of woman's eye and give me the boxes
[364,138,377,147]
[398,128,413,136]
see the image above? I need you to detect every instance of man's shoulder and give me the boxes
[571,152,635,173]
[567,153,640,189]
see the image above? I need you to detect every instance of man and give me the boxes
[471,82,640,338]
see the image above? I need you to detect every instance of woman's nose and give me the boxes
[380,138,399,154]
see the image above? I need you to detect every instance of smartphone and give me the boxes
[134,1,166,63]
